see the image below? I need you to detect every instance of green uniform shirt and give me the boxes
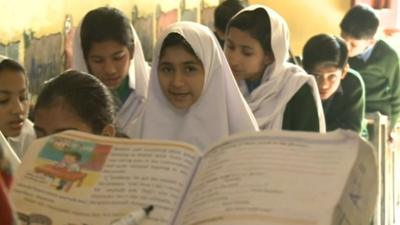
[282,83,320,132]
[349,40,400,128]
[322,69,365,133]
[112,76,132,110]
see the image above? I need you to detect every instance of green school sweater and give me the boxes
[322,69,365,133]
[349,40,400,128]
[282,83,320,132]
[112,76,132,110]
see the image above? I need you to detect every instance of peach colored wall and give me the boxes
[0,0,220,62]
[249,0,352,55]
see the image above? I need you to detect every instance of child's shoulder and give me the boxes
[342,69,365,91]
[375,39,399,60]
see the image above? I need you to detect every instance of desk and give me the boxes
[35,164,87,192]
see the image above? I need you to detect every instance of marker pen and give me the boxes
[110,205,154,225]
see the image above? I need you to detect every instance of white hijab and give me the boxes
[233,5,325,132]
[72,23,150,134]
[7,119,35,159]
[127,21,259,150]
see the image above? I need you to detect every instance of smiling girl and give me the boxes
[127,21,258,150]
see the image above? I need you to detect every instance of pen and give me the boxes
[110,205,154,225]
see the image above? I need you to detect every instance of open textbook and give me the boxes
[11,129,377,225]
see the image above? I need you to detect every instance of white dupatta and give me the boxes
[7,119,35,159]
[234,5,325,132]
[72,23,150,134]
[127,21,258,150]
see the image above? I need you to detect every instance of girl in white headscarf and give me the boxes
[224,5,325,132]
[0,56,35,159]
[126,21,258,151]
[72,7,149,135]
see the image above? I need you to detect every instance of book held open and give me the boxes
[11,129,377,225]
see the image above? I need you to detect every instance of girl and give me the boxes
[224,5,325,132]
[127,21,258,150]
[34,70,116,138]
[302,34,365,133]
[0,56,35,158]
[72,7,149,135]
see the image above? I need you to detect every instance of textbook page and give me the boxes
[332,138,378,225]
[174,130,377,225]
[11,131,201,225]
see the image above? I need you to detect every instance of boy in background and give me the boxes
[303,34,365,133]
[340,4,400,140]
[214,0,247,47]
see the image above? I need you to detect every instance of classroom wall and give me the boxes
[249,0,351,56]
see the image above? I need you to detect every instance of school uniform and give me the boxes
[321,69,365,133]
[72,24,150,135]
[348,40,400,128]
[7,119,35,159]
[234,5,325,132]
[126,21,259,150]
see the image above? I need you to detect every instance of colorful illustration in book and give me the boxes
[34,136,111,192]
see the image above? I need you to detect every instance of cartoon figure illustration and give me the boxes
[54,151,82,190]
[34,137,111,193]
[35,149,87,192]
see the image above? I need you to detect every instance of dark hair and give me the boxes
[159,33,199,60]
[0,58,28,86]
[214,0,247,32]
[64,150,82,161]
[0,58,25,75]
[34,70,115,134]
[227,8,272,55]
[80,7,134,59]
[302,34,348,73]
[340,4,379,39]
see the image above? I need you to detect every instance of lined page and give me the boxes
[175,130,363,225]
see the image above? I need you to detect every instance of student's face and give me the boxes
[158,45,205,109]
[224,27,273,81]
[312,64,346,100]
[86,40,132,90]
[341,32,374,57]
[0,70,29,137]
[34,103,93,138]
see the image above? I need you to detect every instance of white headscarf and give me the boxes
[7,119,35,159]
[233,5,325,132]
[127,21,259,150]
[72,22,150,134]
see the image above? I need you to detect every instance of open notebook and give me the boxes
[11,129,377,225]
